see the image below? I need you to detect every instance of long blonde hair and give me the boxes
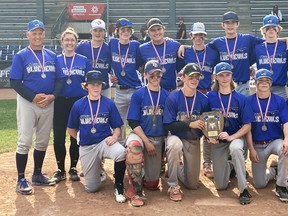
[212,79,236,91]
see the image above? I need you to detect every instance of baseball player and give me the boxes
[163,63,209,201]
[125,60,169,207]
[254,14,288,100]
[67,70,126,203]
[246,68,288,202]
[75,19,112,98]
[10,20,65,195]
[207,62,254,205]
[52,27,92,183]
[109,18,143,145]
[138,17,181,92]
[181,22,219,178]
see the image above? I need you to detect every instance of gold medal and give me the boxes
[41,73,46,79]
[121,71,126,76]
[91,127,96,134]
[66,79,72,85]
[225,121,229,127]
[162,67,166,73]
[261,125,267,131]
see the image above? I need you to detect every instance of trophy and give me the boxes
[200,111,224,139]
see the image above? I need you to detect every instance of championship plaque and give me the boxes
[200,111,224,139]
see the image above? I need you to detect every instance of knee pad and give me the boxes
[143,179,159,190]
[126,140,143,165]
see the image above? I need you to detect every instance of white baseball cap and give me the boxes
[190,22,207,35]
[91,19,106,30]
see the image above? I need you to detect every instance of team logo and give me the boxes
[92,72,100,79]
[91,6,99,13]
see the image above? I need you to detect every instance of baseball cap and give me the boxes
[214,62,233,75]
[260,14,282,31]
[82,70,106,90]
[147,18,163,30]
[91,19,106,30]
[223,11,239,22]
[255,68,273,81]
[116,18,133,29]
[144,60,163,75]
[27,20,45,31]
[182,63,202,77]
[190,22,207,35]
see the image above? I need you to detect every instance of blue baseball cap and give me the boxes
[27,20,45,31]
[144,60,163,75]
[214,62,233,75]
[255,68,273,81]
[223,11,238,22]
[261,14,281,28]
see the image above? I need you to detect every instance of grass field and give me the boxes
[0,99,18,153]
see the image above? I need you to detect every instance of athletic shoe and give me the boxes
[203,163,214,178]
[100,169,107,182]
[16,178,32,195]
[239,189,252,205]
[32,173,56,186]
[168,185,182,201]
[114,183,126,203]
[275,184,288,202]
[51,169,66,183]
[68,167,80,181]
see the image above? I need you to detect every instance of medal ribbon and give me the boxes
[218,91,232,119]
[147,86,161,116]
[151,40,166,67]
[264,41,278,72]
[193,47,206,72]
[182,89,197,119]
[63,53,75,79]
[256,94,271,124]
[88,96,101,129]
[28,46,45,72]
[91,41,103,69]
[118,41,130,71]
[224,34,238,67]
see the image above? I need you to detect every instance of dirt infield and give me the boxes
[0,88,16,100]
[0,144,287,216]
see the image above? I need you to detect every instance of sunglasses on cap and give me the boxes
[119,20,132,26]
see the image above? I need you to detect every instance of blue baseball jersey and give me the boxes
[207,90,254,135]
[10,47,64,94]
[163,90,209,139]
[138,40,181,91]
[247,93,288,142]
[209,34,263,82]
[254,41,288,86]
[76,41,111,90]
[182,46,219,89]
[109,38,142,88]
[68,95,123,146]
[56,53,92,97]
[127,86,170,137]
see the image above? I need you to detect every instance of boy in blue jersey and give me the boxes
[254,14,288,100]
[181,22,219,178]
[138,18,181,91]
[52,27,92,183]
[125,60,169,207]
[67,70,126,203]
[10,20,65,195]
[109,18,143,145]
[75,19,112,98]
[246,69,288,202]
[207,62,254,205]
[163,63,209,201]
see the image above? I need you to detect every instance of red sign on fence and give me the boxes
[67,3,105,21]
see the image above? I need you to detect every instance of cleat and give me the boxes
[16,178,32,195]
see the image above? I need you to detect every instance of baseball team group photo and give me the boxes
[1,0,288,215]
